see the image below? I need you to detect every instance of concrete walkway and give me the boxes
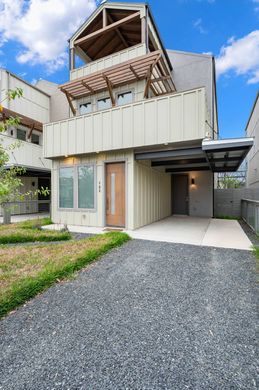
[0,240,257,389]
[0,213,50,224]
[43,216,252,251]
[130,216,252,251]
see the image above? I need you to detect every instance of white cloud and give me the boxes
[0,0,97,73]
[216,31,259,84]
[193,18,207,34]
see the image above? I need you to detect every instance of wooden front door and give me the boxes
[106,163,125,227]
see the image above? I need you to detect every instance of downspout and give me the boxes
[211,56,215,140]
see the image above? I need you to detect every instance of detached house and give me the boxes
[43,2,253,229]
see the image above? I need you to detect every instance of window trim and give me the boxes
[97,96,112,111]
[76,164,97,211]
[58,166,75,210]
[79,101,92,115]
[58,164,97,212]
[116,90,133,107]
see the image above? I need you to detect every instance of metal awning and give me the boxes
[202,138,254,172]
[135,137,253,173]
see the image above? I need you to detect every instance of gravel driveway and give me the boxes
[0,240,258,390]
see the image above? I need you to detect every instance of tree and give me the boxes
[0,88,49,223]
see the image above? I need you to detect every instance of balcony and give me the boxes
[43,87,210,159]
[2,134,51,170]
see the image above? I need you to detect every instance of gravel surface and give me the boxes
[0,240,258,390]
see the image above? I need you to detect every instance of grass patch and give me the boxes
[216,215,240,220]
[253,246,259,274]
[0,218,71,244]
[0,232,130,318]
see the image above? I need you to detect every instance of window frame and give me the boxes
[79,101,92,116]
[76,164,96,211]
[58,164,96,212]
[58,166,75,210]
[97,96,111,111]
[116,90,133,107]
[16,128,27,141]
[31,132,40,145]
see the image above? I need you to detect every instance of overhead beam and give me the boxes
[152,158,207,167]
[135,147,204,161]
[74,11,140,47]
[107,12,129,48]
[130,65,140,80]
[166,167,210,173]
[81,81,94,94]
[103,8,107,27]
[75,46,92,64]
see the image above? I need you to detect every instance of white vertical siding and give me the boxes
[133,161,171,229]
[1,133,51,170]
[51,150,135,229]
[0,70,50,123]
[246,95,259,188]
[44,88,207,158]
[70,44,146,81]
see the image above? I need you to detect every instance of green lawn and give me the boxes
[0,231,130,318]
[0,218,71,244]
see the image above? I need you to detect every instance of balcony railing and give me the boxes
[43,87,209,159]
[2,134,51,170]
[70,43,146,81]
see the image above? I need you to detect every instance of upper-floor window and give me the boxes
[17,128,26,141]
[31,133,40,145]
[79,102,92,115]
[117,91,133,106]
[97,97,111,111]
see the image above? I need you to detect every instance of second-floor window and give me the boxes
[117,91,133,106]
[97,97,111,111]
[17,128,27,141]
[31,133,40,145]
[79,102,92,115]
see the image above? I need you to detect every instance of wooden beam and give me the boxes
[81,81,94,94]
[130,65,140,80]
[75,46,92,64]
[69,48,75,71]
[103,75,115,106]
[62,89,76,116]
[151,75,172,83]
[74,11,140,46]
[103,8,107,27]
[144,64,153,98]
[27,123,35,140]
[107,12,129,48]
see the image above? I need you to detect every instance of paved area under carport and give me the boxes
[0,239,257,389]
[130,216,252,250]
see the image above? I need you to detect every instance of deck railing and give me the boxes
[241,198,259,235]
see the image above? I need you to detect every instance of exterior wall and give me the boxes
[44,87,208,158]
[70,44,146,81]
[215,188,259,218]
[246,93,259,188]
[188,171,213,217]
[0,70,50,123]
[51,150,134,229]
[75,80,146,116]
[133,161,171,229]
[2,132,51,171]
[36,80,70,122]
[167,50,217,134]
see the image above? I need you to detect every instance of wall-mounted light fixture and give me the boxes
[191,178,195,185]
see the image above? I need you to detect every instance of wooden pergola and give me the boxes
[0,107,43,137]
[60,50,176,115]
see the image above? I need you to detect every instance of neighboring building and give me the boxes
[0,70,67,215]
[246,92,259,188]
[43,2,253,229]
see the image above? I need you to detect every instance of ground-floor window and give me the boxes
[78,165,95,209]
[59,167,74,208]
[59,165,95,210]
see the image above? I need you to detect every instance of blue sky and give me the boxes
[0,0,258,138]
